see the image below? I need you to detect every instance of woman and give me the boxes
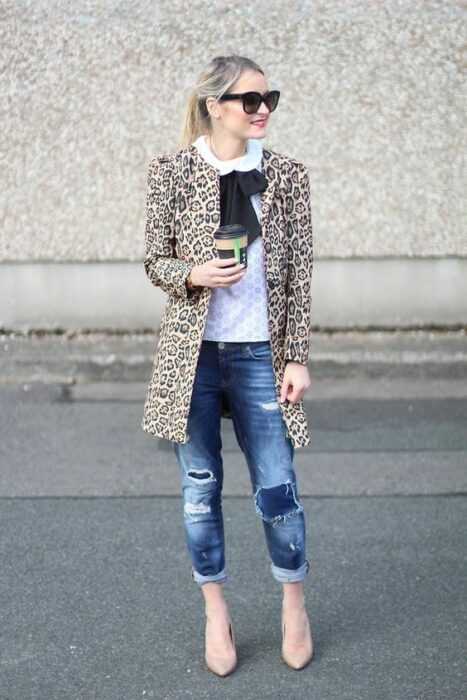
[141,55,314,676]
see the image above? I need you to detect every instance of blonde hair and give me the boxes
[176,55,265,150]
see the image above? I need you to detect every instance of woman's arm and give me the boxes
[284,162,313,366]
[143,156,199,299]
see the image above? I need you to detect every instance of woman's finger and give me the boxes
[280,379,291,403]
[212,271,245,286]
[217,265,245,277]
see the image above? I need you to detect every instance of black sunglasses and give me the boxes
[218,90,280,114]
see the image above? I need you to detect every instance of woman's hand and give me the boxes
[190,258,245,288]
[280,361,311,404]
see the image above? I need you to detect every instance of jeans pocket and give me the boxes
[246,341,272,360]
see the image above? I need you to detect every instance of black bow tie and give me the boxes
[219,168,268,246]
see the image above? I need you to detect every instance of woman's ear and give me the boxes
[206,96,221,120]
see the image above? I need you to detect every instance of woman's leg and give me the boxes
[173,341,236,675]
[225,340,312,667]
[225,341,309,583]
[200,582,236,676]
[173,341,226,584]
[281,581,313,668]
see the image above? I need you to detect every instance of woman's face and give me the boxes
[207,69,272,141]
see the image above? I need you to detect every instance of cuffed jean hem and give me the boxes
[191,566,228,586]
[271,560,310,583]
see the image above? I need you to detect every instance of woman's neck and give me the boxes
[207,133,248,161]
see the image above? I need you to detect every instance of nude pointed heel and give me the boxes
[205,617,237,677]
[281,606,314,670]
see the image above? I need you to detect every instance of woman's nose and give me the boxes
[257,103,270,115]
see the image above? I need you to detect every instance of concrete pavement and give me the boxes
[0,330,466,699]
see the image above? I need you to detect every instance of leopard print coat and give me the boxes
[141,144,313,448]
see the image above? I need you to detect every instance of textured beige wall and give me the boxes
[0,0,465,262]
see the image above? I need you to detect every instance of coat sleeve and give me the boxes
[143,156,198,299]
[284,162,313,365]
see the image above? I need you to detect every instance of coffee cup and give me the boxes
[214,224,248,268]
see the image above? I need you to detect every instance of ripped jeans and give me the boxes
[173,340,309,586]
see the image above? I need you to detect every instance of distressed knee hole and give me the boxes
[260,398,279,411]
[187,468,217,485]
[254,480,303,525]
[184,502,211,517]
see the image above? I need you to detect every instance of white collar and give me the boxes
[192,134,263,175]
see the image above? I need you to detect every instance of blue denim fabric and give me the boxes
[173,340,309,585]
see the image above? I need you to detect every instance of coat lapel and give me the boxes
[181,145,282,263]
[259,148,281,225]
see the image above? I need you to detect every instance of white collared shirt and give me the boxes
[192,135,270,342]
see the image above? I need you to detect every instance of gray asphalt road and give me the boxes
[0,331,466,700]
[1,496,465,700]
[0,377,465,498]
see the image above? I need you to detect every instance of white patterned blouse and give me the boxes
[192,134,270,342]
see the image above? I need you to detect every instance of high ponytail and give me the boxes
[176,54,264,150]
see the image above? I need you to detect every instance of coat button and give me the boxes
[267,279,278,289]
[218,342,225,349]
